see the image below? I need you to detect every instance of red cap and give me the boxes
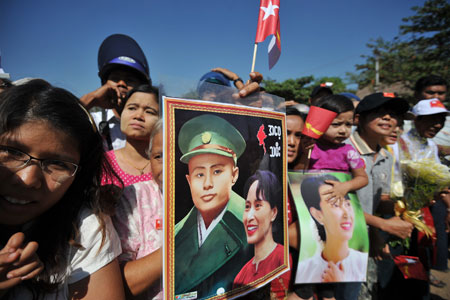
[301,106,337,139]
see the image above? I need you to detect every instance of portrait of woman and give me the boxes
[294,174,367,283]
[233,170,289,290]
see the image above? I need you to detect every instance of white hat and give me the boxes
[412,98,449,116]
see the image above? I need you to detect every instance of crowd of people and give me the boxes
[0,33,448,300]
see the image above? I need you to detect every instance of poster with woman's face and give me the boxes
[289,171,369,284]
[163,96,289,300]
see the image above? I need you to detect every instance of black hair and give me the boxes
[0,78,12,89]
[313,94,354,115]
[243,170,280,209]
[414,75,447,93]
[118,84,159,114]
[286,106,302,118]
[0,79,121,296]
[301,174,343,241]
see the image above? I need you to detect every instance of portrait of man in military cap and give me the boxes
[163,96,289,300]
[174,114,253,299]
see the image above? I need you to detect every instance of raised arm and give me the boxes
[121,248,162,297]
[68,259,125,300]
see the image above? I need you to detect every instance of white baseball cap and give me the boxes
[412,98,449,116]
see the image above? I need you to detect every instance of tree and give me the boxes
[263,76,314,102]
[263,75,351,103]
[349,0,449,92]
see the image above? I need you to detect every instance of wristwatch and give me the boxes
[233,77,243,85]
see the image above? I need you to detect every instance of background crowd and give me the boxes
[0,27,448,300]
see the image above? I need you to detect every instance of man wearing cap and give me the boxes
[402,98,450,278]
[413,75,449,160]
[80,34,151,150]
[174,114,252,299]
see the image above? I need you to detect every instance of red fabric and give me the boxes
[417,206,437,268]
[270,252,293,299]
[233,244,291,298]
[301,106,337,139]
[393,255,428,281]
[287,187,297,224]
[255,0,280,43]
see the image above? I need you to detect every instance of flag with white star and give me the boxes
[255,0,281,69]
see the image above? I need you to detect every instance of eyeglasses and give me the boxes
[0,145,79,182]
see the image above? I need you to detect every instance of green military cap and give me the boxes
[179,114,246,164]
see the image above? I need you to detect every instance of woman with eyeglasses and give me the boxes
[0,80,124,299]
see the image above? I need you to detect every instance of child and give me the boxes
[348,92,413,300]
[307,95,368,200]
[290,95,368,300]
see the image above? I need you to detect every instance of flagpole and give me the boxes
[251,43,258,73]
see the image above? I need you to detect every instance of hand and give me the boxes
[211,67,240,81]
[299,136,315,153]
[234,71,263,98]
[374,244,392,261]
[381,216,413,239]
[0,233,43,291]
[277,100,298,110]
[212,67,245,90]
[322,261,344,282]
[80,81,127,110]
[323,180,348,201]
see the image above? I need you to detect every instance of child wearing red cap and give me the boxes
[306,95,368,200]
[290,95,368,300]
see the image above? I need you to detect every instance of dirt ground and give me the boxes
[430,251,450,300]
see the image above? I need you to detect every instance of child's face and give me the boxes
[322,111,353,144]
[360,106,398,139]
[382,118,404,146]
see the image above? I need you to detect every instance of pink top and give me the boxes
[309,142,364,172]
[101,150,152,187]
[113,180,163,299]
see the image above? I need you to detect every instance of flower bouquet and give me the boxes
[397,158,450,237]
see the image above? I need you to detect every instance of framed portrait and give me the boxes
[289,171,369,284]
[163,97,289,299]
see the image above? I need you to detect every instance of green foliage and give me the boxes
[263,76,314,103]
[349,0,450,91]
[263,75,353,103]
[180,89,199,99]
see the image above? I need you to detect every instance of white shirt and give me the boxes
[197,204,228,247]
[295,248,368,283]
[91,109,126,150]
[6,209,122,300]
